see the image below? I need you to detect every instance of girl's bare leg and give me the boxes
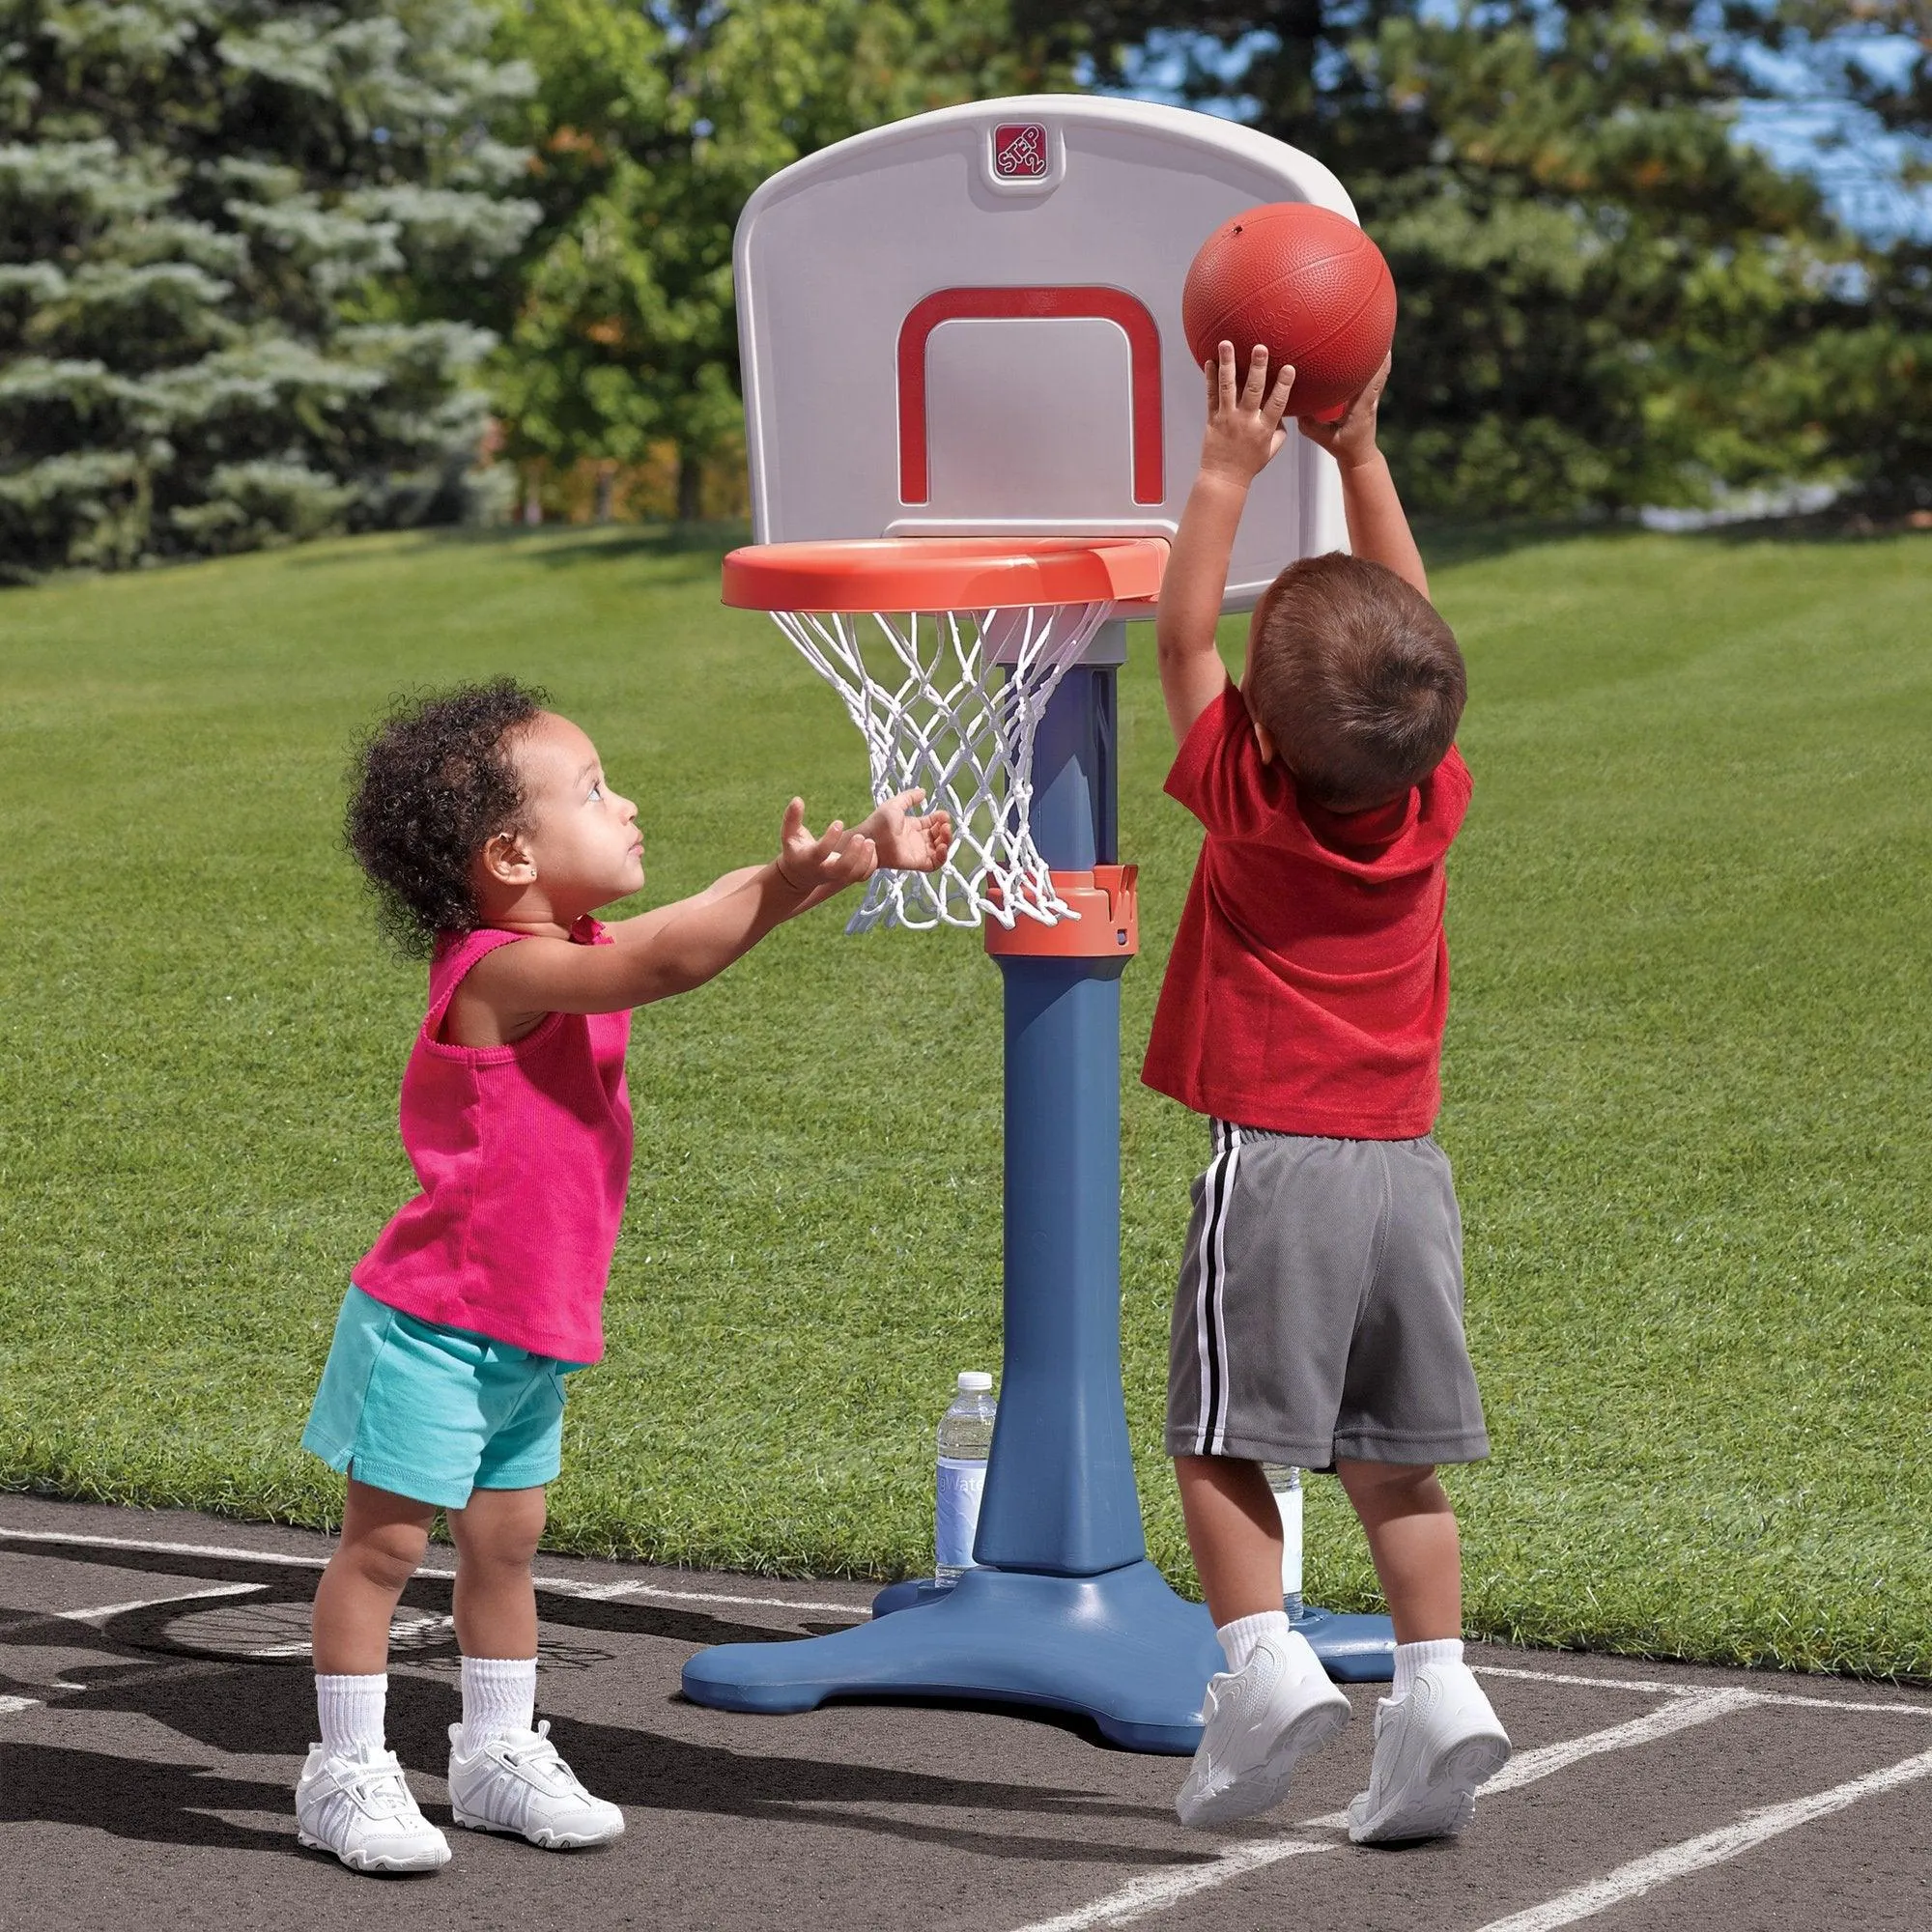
[447,1485,546,1658]
[311,1477,437,1675]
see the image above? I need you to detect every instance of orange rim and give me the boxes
[722,536,1168,613]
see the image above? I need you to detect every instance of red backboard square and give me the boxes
[992,123,1050,180]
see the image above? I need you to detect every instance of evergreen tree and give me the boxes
[1027,2,1866,517]
[490,0,1077,518]
[0,0,539,581]
[1723,0,1930,514]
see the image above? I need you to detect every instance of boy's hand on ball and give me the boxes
[1199,342,1297,486]
[778,796,877,893]
[1297,353,1391,468]
[866,788,953,874]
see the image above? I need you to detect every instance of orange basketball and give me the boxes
[1182,203,1397,419]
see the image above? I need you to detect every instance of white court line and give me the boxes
[55,1581,266,1624]
[999,1837,1338,1932]
[1296,1688,1756,1832]
[0,1529,330,1571]
[1471,1743,1932,1932]
[1476,1664,1708,1696]
[0,1527,865,1617]
[1724,1690,1932,1717]
[1011,1694,1764,1932]
[559,1578,864,1615]
[1479,1689,1759,1798]
[1474,1662,1932,1716]
[0,1694,42,1715]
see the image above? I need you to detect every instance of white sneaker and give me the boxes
[1347,1662,1512,1843]
[1176,1631,1352,1829]
[295,1741,452,1873]
[447,1720,625,1850]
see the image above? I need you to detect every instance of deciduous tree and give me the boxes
[491,0,1078,518]
[1028,2,1878,517]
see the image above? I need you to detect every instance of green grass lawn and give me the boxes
[2,522,1926,1680]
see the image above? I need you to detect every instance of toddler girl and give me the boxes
[296,679,949,1872]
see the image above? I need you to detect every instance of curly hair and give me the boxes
[345,679,548,953]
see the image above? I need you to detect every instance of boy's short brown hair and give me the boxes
[1244,553,1465,810]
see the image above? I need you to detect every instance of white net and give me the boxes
[772,599,1110,930]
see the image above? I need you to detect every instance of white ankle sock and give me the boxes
[459,1654,537,1752]
[1392,1637,1463,1700]
[316,1672,387,1756]
[1217,1609,1293,1672]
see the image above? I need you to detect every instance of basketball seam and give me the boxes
[1189,241,1364,348]
[1195,264,1391,387]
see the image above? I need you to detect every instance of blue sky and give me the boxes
[1097,15,1931,244]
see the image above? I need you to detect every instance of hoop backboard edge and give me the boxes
[733,95,1358,613]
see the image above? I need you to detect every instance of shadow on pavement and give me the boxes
[3,1550,1206,1868]
[0,1741,301,1857]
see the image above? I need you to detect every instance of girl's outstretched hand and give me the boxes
[866,788,953,874]
[777,796,877,894]
[1199,341,1297,487]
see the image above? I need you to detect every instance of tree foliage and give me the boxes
[1720,0,1931,513]
[488,0,1079,513]
[1028,0,1921,517]
[0,0,539,580]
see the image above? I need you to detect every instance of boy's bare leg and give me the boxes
[1173,1454,1350,1829]
[1335,1458,1462,1644]
[1175,1454,1286,1626]
[446,1485,546,1657]
[311,1477,437,1674]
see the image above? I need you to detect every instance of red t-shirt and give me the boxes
[1142,683,1471,1139]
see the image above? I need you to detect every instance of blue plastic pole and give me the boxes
[974,655,1147,1575]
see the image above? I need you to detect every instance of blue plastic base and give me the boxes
[682,1559,1221,1752]
[1286,1605,1398,1683]
[868,1582,1394,1684]
[680,1564,1399,1753]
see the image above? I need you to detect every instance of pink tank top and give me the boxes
[353,919,633,1363]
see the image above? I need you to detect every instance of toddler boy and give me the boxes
[1147,343,1511,1842]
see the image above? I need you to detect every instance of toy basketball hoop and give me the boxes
[723,536,1165,931]
[682,94,1397,1757]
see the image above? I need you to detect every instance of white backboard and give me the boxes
[734,96,1359,611]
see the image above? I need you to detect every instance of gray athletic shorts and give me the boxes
[1166,1122,1490,1469]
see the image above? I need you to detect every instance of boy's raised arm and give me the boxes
[1297,354,1429,601]
[1158,344,1297,747]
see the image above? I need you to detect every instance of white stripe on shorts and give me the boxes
[1192,1121,1243,1455]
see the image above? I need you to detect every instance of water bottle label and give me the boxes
[936,1457,987,1572]
[1277,1481,1304,1599]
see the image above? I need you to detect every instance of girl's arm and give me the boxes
[465,791,949,1023]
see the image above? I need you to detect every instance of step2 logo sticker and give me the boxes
[993,123,1049,181]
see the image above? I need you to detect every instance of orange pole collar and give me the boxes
[984,865,1139,959]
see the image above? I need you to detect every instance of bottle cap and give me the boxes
[956,1371,993,1393]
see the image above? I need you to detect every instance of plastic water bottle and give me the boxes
[1262,1463,1304,1621]
[935,1371,997,1586]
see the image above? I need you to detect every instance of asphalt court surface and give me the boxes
[2,1494,1928,1932]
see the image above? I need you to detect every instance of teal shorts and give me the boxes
[302,1286,582,1510]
